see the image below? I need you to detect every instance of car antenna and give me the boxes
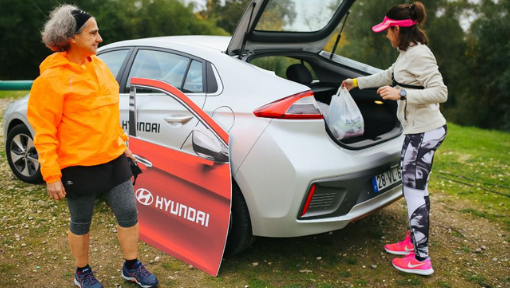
[330,11,350,60]
[239,2,257,59]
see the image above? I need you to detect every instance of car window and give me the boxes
[250,56,317,80]
[125,50,194,93]
[182,60,204,93]
[98,49,129,78]
[132,91,200,151]
[255,0,344,32]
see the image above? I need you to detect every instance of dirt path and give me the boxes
[1,97,509,288]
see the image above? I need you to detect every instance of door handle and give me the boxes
[134,155,153,168]
[163,114,194,125]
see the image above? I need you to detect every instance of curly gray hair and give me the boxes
[41,4,88,52]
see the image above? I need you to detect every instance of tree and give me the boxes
[0,0,58,80]
[197,0,297,34]
[336,0,510,130]
[0,0,227,80]
[197,0,251,34]
[426,0,472,126]
[461,0,510,131]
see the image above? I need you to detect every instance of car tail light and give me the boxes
[253,90,323,119]
[301,184,317,216]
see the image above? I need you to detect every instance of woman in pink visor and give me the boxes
[343,1,447,276]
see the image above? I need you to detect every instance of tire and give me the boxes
[5,124,44,184]
[224,182,256,257]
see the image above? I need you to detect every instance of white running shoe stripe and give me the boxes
[407,261,426,268]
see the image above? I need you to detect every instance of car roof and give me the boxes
[99,35,232,53]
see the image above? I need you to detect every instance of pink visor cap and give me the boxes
[372,16,418,33]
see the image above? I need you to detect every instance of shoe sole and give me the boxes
[122,272,157,288]
[392,263,434,276]
[384,247,413,255]
[74,276,104,288]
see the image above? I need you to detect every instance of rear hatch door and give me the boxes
[227,0,356,57]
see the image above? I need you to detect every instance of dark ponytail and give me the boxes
[387,1,429,51]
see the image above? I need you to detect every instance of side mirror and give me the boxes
[192,126,229,163]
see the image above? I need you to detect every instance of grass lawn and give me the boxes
[0,93,509,287]
[0,90,29,99]
[431,122,510,231]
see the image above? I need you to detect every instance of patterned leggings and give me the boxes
[401,125,447,260]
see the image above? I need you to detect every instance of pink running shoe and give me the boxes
[392,252,434,275]
[384,230,414,255]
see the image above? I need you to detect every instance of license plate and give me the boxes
[372,167,402,193]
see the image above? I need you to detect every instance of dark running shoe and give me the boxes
[74,267,103,288]
[121,260,159,288]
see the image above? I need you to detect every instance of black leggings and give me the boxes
[66,180,138,235]
[401,125,447,260]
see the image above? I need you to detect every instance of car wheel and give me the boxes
[6,124,44,184]
[224,182,256,257]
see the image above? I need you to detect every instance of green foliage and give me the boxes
[255,0,297,31]
[460,0,510,131]
[196,0,251,34]
[82,0,228,41]
[466,274,490,287]
[430,122,510,229]
[1,0,508,133]
[0,0,55,80]
[337,0,405,69]
[198,0,297,34]
[337,0,509,132]
[250,56,301,78]
[0,90,29,99]
[0,0,226,81]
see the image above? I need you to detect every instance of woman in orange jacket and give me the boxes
[27,5,158,288]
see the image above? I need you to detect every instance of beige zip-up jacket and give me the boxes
[357,43,447,134]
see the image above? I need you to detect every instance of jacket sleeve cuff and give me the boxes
[45,175,61,184]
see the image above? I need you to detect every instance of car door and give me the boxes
[128,77,231,277]
[120,48,208,151]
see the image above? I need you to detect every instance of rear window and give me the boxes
[255,0,345,32]
[250,56,317,81]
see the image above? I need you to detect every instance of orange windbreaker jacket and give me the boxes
[27,52,128,183]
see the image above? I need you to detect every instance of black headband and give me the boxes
[71,9,92,33]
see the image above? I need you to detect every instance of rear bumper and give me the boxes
[294,185,402,236]
[298,162,402,220]
[234,119,404,237]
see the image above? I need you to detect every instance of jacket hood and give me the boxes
[39,52,92,74]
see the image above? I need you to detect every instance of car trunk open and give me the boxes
[229,0,400,149]
[315,85,400,150]
[247,50,401,150]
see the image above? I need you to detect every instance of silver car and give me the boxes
[3,0,403,257]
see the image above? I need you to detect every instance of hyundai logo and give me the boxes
[135,188,154,206]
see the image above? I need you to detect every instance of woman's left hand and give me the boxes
[124,148,136,162]
[377,86,401,101]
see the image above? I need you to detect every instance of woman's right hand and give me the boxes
[47,180,66,200]
[342,79,355,91]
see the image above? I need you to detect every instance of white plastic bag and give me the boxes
[326,86,364,140]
